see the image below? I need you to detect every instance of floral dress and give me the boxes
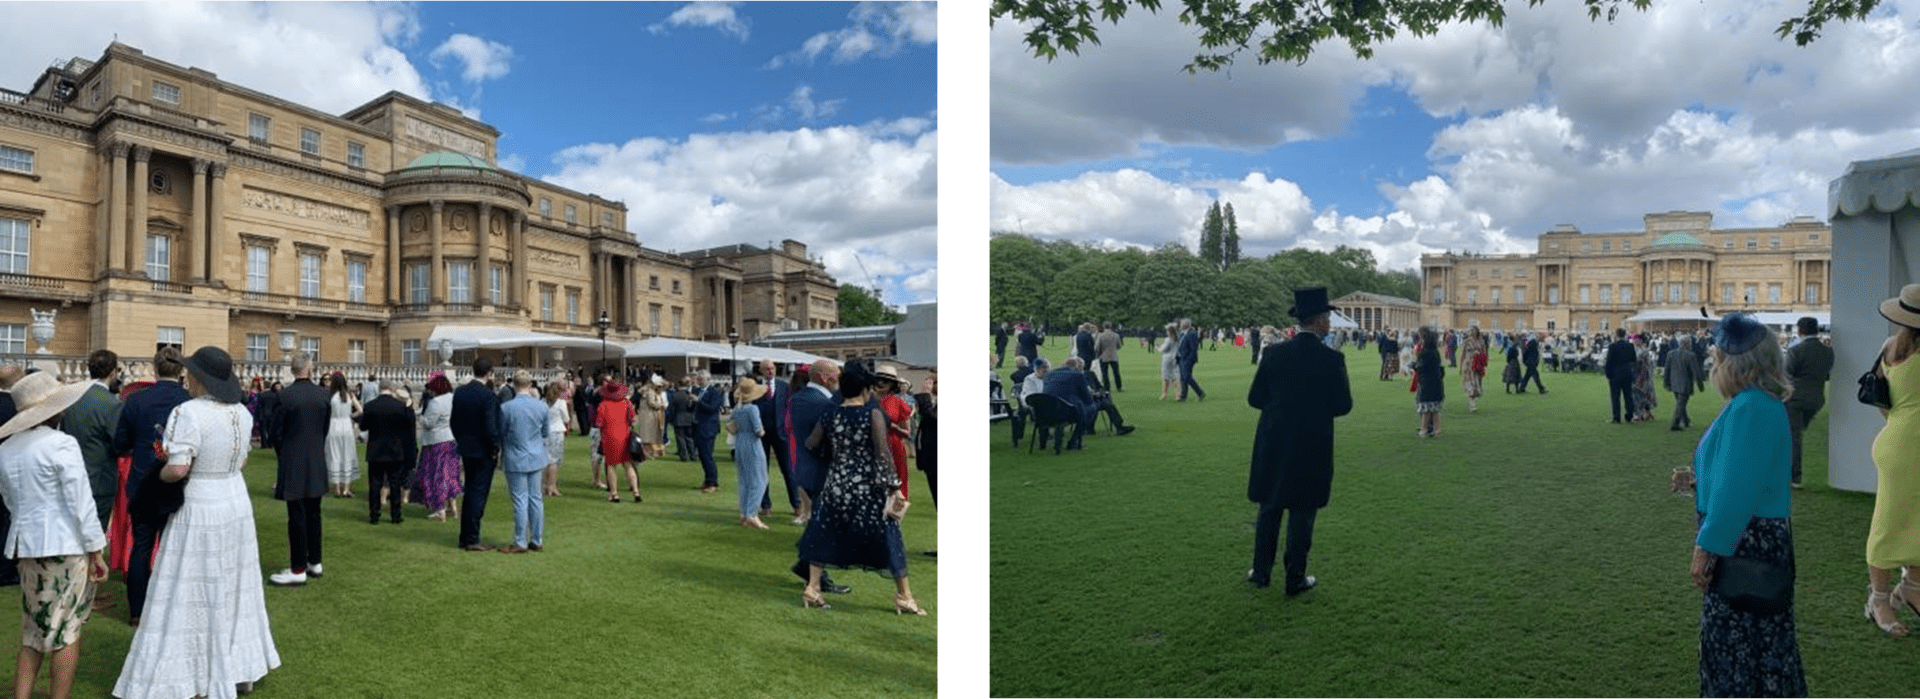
[796,403,906,578]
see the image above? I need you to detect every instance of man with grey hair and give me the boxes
[498,370,549,553]
[1176,318,1205,401]
[358,379,417,525]
[692,369,725,493]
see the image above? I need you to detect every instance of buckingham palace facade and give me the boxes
[0,42,838,365]
[1420,211,1832,334]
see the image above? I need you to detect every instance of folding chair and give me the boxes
[1023,393,1079,455]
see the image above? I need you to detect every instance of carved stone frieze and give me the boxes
[240,186,373,229]
[0,107,87,142]
[229,151,381,199]
[402,115,487,158]
[529,248,583,273]
[383,181,529,206]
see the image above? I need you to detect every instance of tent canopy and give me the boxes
[1329,310,1359,329]
[428,325,607,351]
[1624,309,1719,324]
[621,337,836,366]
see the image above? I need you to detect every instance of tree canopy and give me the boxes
[837,284,904,328]
[990,0,1880,71]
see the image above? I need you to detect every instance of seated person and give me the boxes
[1041,357,1136,449]
[1010,356,1041,447]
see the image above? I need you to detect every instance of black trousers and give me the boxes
[125,513,166,617]
[1251,502,1318,584]
[285,496,323,572]
[1101,358,1123,391]
[759,436,800,511]
[1520,364,1545,392]
[459,456,496,547]
[368,459,411,521]
[1786,403,1821,483]
[1609,378,1634,422]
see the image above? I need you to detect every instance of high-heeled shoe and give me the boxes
[1892,572,1920,619]
[1865,587,1910,637]
[893,594,928,616]
[802,588,831,609]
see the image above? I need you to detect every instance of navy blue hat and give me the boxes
[1711,313,1768,355]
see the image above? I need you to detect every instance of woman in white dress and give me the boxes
[1157,323,1179,400]
[115,346,279,699]
[324,372,362,498]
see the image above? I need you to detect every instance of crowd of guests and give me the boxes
[0,346,936,698]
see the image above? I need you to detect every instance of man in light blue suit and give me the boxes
[785,359,848,594]
[498,370,549,554]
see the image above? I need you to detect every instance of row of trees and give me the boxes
[990,231,1419,331]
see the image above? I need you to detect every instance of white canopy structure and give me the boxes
[427,325,607,351]
[1825,148,1920,493]
[1329,310,1359,329]
[620,337,836,366]
[1623,309,1720,325]
[1748,311,1830,330]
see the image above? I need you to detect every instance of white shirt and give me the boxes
[0,426,105,558]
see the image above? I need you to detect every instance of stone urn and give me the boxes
[28,308,55,355]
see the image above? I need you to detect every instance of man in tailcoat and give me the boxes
[1246,287,1353,595]
[1665,337,1706,431]
[452,357,505,551]
[1603,328,1637,423]
[786,360,848,594]
[1519,332,1548,394]
[271,351,331,585]
[1016,323,1043,365]
[1784,316,1834,488]
[359,380,418,524]
[753,360,798,518]
[994,321,1010,368]
[1176,318,1205,401]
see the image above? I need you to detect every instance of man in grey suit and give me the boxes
[1784,316,1834,488]
[1095,323,1122,392]
[271,351,331,586]
[62,349,120,609]
[1665,337,1706,431]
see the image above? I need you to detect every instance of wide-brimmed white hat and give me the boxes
[1882,283,1920,330]
[0,372,91,440]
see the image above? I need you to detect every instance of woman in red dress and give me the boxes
[594,379,640,503]
[874,367,915,501]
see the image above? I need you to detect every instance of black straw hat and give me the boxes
[182,345,244,403]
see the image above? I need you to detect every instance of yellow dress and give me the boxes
[1869,355,1920,568]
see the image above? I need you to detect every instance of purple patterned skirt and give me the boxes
[412,440,463,511]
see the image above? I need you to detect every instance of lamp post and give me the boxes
[596,310,612,375]
[728,327,739,381]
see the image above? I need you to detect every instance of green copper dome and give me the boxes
[400,152,495,171]
[1649,232,1706,248]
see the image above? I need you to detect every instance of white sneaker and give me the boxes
[268,568,307,586]
[308,563,324,578]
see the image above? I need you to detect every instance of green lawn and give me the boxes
[8,433,936,698]
[991,337,1908,697]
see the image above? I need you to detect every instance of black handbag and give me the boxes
[627,432,647,462]
[1859,361,1892,410]
[1712,555,1794,615]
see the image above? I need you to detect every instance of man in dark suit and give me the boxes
[1016,323,1043,365]
[1042,357,1135,449]
[753,360,798,518]
[1665,336,1706,431]
[0,365,23,587]
[359,380,418,524]
[62,349,122,609]
[452,357,505,551]
[271,351,331,585]
[993,321,1010,368]
[1246,287,1353,595]
[1073,322,1097,375]
[1603,328,1638,423]
[111,349,188,620]
[693,370,725,493]
[1785,316,1834,488]
[1518,332,1548,394]
[1176,318,1205,401]
[787,359,848,593]
[572,372,595,437]
[670,378,697,461]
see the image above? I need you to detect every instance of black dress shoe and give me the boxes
[1245,569,1270,588]
[1285,575,1317,596]
[1116,425,1136,436]
[821,583,853,595]
[369,515,380,525]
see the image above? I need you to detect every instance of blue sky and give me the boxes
[1,1,938,307]
[991,0,1920,272]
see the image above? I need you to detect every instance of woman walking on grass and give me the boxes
[636,376,669,460]
[1413,327,1445,437]
[1460,326,1487,412]
[324,372,362,498]
[729,377,770,530]
[1671,314,1803,696]
[542,381,572,497]
[1631,335,1659,423]
[595,379,641,503]
[796,359,926,616]
[1861,284,1920,637]
[414,373,462,523]
[1158,323,1179,400]
[875,366,915,501]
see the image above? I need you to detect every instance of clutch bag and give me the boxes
[1712,555,1793,615]
[884,490,910,521]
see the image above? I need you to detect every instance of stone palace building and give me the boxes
[0,42,839,367]
[1420,211,1832,334]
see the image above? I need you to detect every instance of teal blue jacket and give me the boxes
[1694,386,1792,555]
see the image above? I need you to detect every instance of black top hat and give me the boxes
[1289,287,1338,322]
[182,345,244,404]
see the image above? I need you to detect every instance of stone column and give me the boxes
[597,253,611,319]
[625,257,637,330]
[511,209,527,310]
[208,164,226,286]
[386,205,401,304]
[130,146,151,275]
[107,142,129,275]
[429,199,444,304]
[476,202,492,305]
[190,159,209,283]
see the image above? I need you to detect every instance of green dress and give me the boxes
[1869,356,1920,568]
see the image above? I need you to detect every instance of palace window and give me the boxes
[650,304,662,335]
[1599,285,1613,304]
[156,327,183,352]
[409,263,429,304]
[1771,236,1781,249]
[1514,286,1526,304]
[0,145,32,174]
[566,289,580,325]
[540,285,555,321]
[246,245,269,293]
[672,307,684,336]
[0,217,27,274]
[1744,284,1758,304]
[1688,283,1700,304]
[1721,283,1733,304]
[299,253,321,298]
[448,261,472,303]
[348,142,365,168]
[671,279,682,294]
[402,340,422,366]
[1651,283,1664,303]
[146,235,170,282]
[1431,286,1443,304]
[1467,288,1477,304]
[1468,269,1478,279]
[1548,285,1560,304]
[347,339,367,365]
[249,113,270,143]
[1602,241,1612,253]
[347,259,366,303]
[1769,283,1782,304]
[1747,238,1757,250]
[1490,287,1502,304]
[300,128,320,156]
[300,337,320,362]
[1621,241,1632,252]
[565,204,577,225]
[151,81,180,105]
[1807,283,1821,304]
[1620,286,1633,305]
[1581,242,1591,254]
[1514,268,1527,278]
[1467,318,1479,328]
[539,198,551,219]
[649,275,661,290]
[1669,284,1682,304]
[1724,239,1734,249]
[1809,233,1821,242]
[1491,269,1502,278]
[1579,286,1591,304]
[489,265,504,306]
[602,211,614,227]
[245,333,268,362]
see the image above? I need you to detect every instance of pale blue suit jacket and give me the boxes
[500,393,550,474]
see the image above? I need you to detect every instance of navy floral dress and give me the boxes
[1698,513,1806,698]
[796,403,907,578]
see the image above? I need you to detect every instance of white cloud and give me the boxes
[699,111,738,124]
[543,122,938,305]
[767,1,937,68]
[757,85,846,124]
[429,33,513,84]
[648,2,749,41]
[989,169,1315,254]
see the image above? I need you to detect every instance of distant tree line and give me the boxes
[990,225,1421,332]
